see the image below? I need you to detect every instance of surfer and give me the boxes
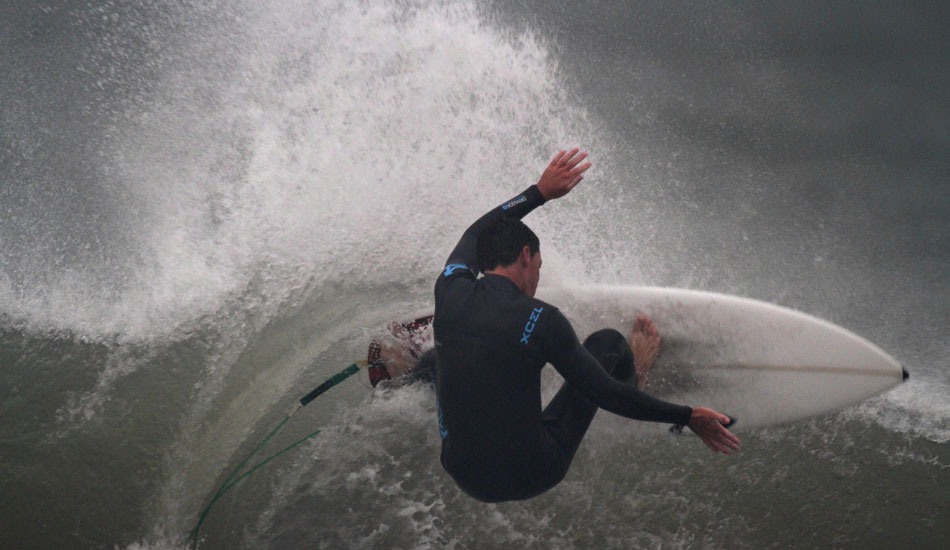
[433,148,740,503]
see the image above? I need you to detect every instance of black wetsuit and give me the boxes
[433,185,693,503]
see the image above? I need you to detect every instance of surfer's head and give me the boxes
[478,217,542,296]
[478,217,540,270]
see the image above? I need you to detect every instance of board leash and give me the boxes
[188,360,368,550]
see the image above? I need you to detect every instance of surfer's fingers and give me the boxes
[560,147,580,165]
[699,424,739,454]
[569,161,592,176]
[565,151,588,170]
[716,434,737,453]
[702,436,727,454]
[718,428,741,450]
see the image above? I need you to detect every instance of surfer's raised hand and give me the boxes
[688,407,742,454]
[537,148,591,200]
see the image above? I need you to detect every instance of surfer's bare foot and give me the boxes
[379,340,415,379]
[630,314,660,390]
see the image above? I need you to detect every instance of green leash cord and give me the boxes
[189,361,367,549]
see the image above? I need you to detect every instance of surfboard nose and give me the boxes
[902,367,910,381]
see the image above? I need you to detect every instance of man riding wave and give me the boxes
[430,148,740,502]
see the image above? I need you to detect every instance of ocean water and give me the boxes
[1,1,947,548]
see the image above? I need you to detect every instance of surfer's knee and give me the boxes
[583,328,626,355]
[583,328,633,380]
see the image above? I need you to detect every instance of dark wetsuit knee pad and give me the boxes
[582,329,634,380]
[583,328,626,354]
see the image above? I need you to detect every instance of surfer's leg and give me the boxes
[407,348,437,385]
[540,329,634,475]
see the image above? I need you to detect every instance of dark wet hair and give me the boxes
[477,217,540,271]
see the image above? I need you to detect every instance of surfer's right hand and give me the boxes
[688,407,741,454]
[536,148,591,200]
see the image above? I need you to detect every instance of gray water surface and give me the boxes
[1,1,947,548]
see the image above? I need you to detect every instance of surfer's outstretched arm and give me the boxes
[541,307,741,454]
[442,149,591,274]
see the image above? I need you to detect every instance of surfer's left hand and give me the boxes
[688,407,741,454]
[536,148,591,200]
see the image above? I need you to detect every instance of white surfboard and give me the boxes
[536,286,906,431]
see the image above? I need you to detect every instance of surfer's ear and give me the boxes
[519,246,533,266]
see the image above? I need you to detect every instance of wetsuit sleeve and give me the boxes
[544,310,693,425]
[442,185,546,275]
